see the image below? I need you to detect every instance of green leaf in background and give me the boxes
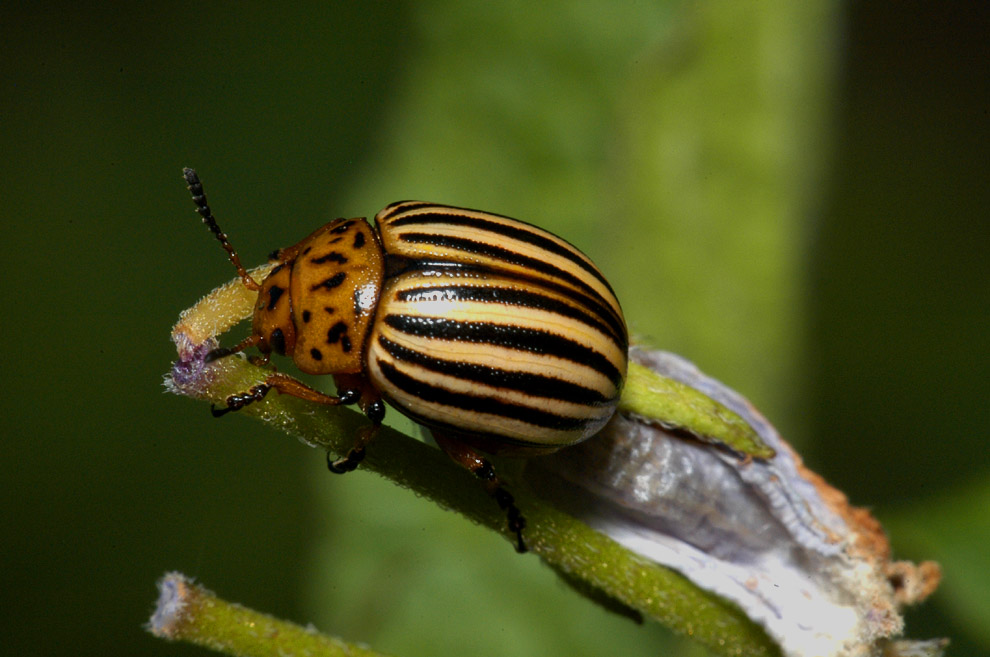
[606,3,837,432]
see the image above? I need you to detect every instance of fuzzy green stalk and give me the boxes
[149,572,389,657]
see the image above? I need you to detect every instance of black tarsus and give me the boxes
[493,487,527,553]
[210,383,272,417]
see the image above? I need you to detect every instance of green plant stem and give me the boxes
[149,572,390,657]
[621,361,775,458]
[168,274,780,657]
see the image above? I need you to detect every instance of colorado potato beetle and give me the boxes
[183,168,628,552]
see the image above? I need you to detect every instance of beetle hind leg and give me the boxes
[433,433,528,553]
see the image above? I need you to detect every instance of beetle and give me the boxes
[183,168,628,552]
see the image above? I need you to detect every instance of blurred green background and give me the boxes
[3,2,986,656]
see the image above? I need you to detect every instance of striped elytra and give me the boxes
[184,168,627,551]
[368,203,627,452]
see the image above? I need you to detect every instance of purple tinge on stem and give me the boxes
[165,333,221,397]
[148,572,191,638]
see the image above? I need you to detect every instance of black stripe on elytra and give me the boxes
[311,271,347,291]
[377,201,436,220]
[383,315,622,388]
[395,262,626,347]
[382,402,574,450]
[398,232,615,318]
[388,209,616,296]
[395,284,621,347]
[394,258,626,347]
[375,360,589,431]
[311,251,348,265]
[377,336,611,405]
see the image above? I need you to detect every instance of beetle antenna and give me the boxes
[183,168,260,291]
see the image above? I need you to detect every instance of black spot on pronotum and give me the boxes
[270,328,286,355]
[310,348,323,361]
[302,310,311,323]
[353,231,366,249]
[326,321,353,353]
[324,306,335,314]
[302,246,312,255]
[326,321,348,344]
[312,272,347,291]
[330,220,356,234]
[266,285,284,310]
[311,251,348,265]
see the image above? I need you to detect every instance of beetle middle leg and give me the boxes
[326,398,384,473]
[433,433,528,553]
[324,374,385,474]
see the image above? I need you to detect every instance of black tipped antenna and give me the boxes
[183,168,260,290]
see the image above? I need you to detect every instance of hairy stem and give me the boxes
[167,273,779,657]
[149,572,390,657]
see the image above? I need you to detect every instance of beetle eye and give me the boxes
[269,328,286,355]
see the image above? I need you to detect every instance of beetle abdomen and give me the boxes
[366,267,626,450]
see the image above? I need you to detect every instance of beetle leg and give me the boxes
[211,383,272,417]
[211,372,359,417]
[205,334,263,363]
[327,386,385,474]
[433,433,528,553]
[326,422,373,473]
[247,353,270,367]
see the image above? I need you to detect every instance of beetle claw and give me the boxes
[494,487,528,553]
[326,446,366,474]
[210,403,231,418]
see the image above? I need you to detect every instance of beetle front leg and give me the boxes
[433,433,527,553]
[211,383,272,417]
[211,372,360,417]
